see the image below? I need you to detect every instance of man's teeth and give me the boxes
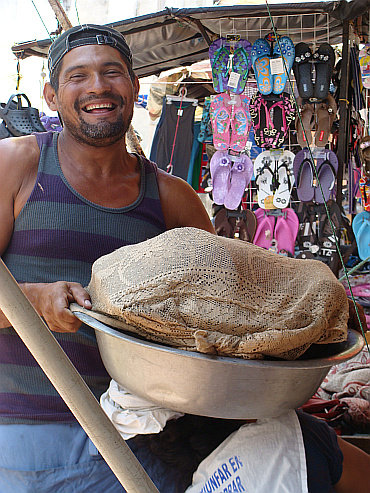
[85,103,114,111]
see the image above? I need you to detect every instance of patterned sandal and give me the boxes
[209,38,230,93]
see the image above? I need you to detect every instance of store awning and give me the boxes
[11,1,370,79]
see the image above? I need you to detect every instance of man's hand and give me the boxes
[22,281,92,333]
[347,298,368,335]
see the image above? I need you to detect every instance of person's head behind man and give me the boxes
[43,24,139,147]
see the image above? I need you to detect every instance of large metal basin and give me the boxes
[74,309,364,419]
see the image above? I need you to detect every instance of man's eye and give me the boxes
[70,74,85,80]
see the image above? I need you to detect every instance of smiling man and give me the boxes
[0,24,214,492]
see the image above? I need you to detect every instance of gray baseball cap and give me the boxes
[48,24,132,74]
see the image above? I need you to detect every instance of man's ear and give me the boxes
[133,76,140,102]
[43,82,58,112]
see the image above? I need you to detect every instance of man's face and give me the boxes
[51,44,139,147]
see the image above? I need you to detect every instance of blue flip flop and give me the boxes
[353,214,370,260]
[272,36,295,95]
[251,38,272,95]
[352,210,370,237]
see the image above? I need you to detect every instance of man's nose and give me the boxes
[87,73,112,93]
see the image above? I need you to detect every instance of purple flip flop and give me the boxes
[314,151,338,204]
[210,150,231,205]
[224,155,253,210]
[293,150,315,203]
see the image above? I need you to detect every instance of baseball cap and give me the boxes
[48,24,133,75]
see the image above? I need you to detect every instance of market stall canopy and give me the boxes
[11,0,370,79]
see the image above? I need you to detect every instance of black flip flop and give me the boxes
[293,42,314,100]
[313,43,335,101]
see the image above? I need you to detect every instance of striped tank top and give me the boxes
[0,131,167,424]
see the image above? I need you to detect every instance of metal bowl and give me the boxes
[74,309,364,419]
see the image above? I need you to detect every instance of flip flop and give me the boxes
[253,209,276,249]
[230,96,250,152]
[251,38,273,95]
[209,38,230,93]
[313,43,335,101]
[254,151,277,208]
[210,94,231,150]
[210,150,231,205]
[273,150,295,209]
[293,42,314,100]
[295,97,314,148]
[314,151,338,204]
[317,200,341,265]
[352,210,370,238]
[214,208,236,238]
[239,209,258,242]
[224,155,253,210]
[295,202,320,256]
[293,150,315,203]
[272,36,295,95]
[273,212,298,256]
[314,94,337,147]
[229,39,252,94]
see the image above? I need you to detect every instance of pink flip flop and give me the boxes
[230,96,251,152]
[253,209,276,249]
[223,155,253,210]
[210,94,231,150]
[210,150,231,205]
[273,209,299,256]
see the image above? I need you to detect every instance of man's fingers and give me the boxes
[68,284,92,309]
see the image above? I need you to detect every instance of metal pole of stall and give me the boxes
[0,259,159,493]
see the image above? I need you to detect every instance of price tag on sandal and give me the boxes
[270,57,284,75]
[263,195,276,209]
[228,72,240,89]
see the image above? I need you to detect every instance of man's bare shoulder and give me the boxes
[0,135,40,214]
[155,167,214,233]
[0,135,40,167]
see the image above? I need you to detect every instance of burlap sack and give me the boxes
[81,227,348,360]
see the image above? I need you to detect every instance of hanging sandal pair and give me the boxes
[0,93,46,139]
[293,42,335,101]
[293,149,338,204]
[295,200,341,273]
[210,94,251,152]
[251,36,295,95]
[214,208,257,242]
[254,150,295,209]
[295,95,337,149]
[253,207,299,257]
[249,92,295,149]
[210,150,253,210]
[209,38,252,94]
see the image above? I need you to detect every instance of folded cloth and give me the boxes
[80,227,348,361]
[100,380,183,440]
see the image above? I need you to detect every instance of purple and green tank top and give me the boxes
[0,131,167,424]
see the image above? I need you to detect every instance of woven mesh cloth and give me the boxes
[81,227,348,360]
